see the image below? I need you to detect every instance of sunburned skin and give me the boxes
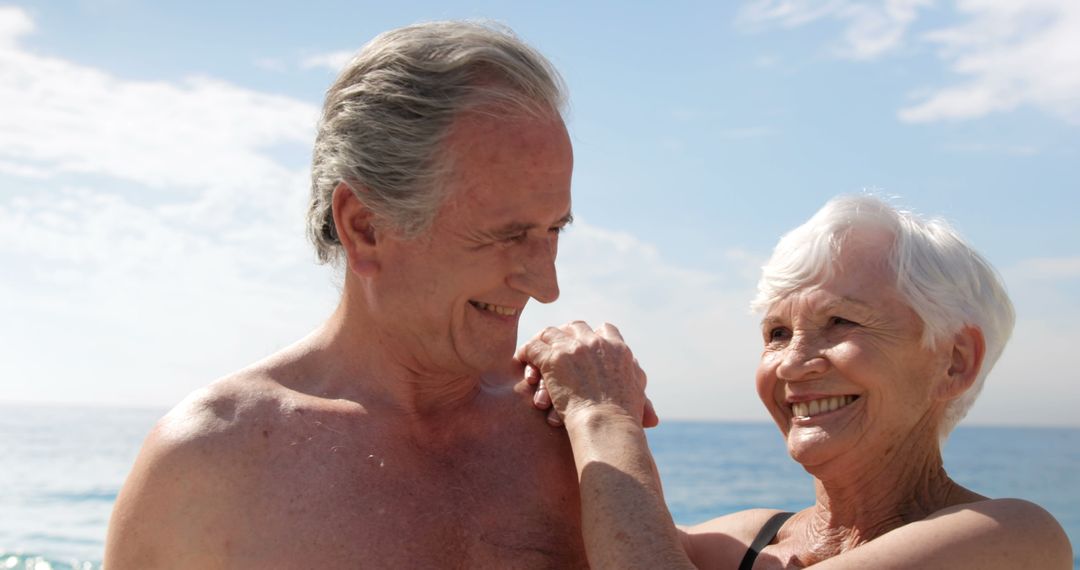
[108,353,588,568]
[105,107,591,569]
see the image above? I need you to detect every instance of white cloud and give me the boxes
[739,0,934,60]
[739,0,1080,125]
[0,7,332,406]
[0,5,33,47]
[0,159,51,178]
[0,6,769,418]
[0,6,319,204]
[966,316,1076,427]
[968,256,1080,426]
[0,182,337,407]
[739,0,852,29]
[1,6,1075,430]
[301,50,354,72]
[522,222,768,422]
[900,0,1080,124]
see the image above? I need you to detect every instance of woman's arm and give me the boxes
[517,321,695,569]
[565,409,696,569]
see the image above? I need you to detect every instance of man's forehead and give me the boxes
[440,109,571,166]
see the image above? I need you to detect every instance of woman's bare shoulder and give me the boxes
[678,508,794,569]
[812,498,1073,570]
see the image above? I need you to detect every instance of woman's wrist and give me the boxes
[562,403,643,435]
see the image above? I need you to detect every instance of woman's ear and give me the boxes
[331,182,380,276]
[938,326,986,401]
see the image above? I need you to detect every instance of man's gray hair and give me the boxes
[752,195,1015,439]
[307,20,567,265]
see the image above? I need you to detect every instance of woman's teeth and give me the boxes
[792,395,856,419]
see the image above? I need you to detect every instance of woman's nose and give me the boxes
[776,333,828,381]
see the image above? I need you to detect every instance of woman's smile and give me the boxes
[790,394,859,420]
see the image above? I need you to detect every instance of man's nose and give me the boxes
[508,234,560,304]
[776,333,828,381]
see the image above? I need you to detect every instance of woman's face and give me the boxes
[755,240,952,472]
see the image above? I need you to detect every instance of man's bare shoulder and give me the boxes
[154,370,288,449]
[103,367,306,568]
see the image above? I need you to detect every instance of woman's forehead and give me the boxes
[766,273,907,317]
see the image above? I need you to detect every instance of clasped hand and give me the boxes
[515,321,659,429]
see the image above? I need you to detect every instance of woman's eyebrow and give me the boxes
[830,296,874,312]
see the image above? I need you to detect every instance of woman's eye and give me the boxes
[829,316,858,327]
[767,327,791,342]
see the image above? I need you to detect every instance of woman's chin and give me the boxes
[786,425,850,468]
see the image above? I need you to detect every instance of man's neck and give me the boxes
[295,298,519,418]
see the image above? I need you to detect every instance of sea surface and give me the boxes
[1,403,1077,569]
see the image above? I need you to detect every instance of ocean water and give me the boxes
[1,404,1077,569]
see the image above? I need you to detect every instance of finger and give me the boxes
[642,397,660,428]
[515,326,562,363]
[539,325,570,343]
[595,322,625,343]
[524,364,541,386]
[546,407,564,428]
[533,380,553,410]
[515,327,554,361]
[563,320,594,339]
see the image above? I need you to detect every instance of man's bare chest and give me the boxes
[235,418,588,567]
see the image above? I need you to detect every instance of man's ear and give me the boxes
[937,326,986,401]
[332,182,380,276]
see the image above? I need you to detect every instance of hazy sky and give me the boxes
[2,0,1078,426]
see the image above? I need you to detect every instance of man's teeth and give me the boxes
[792,395,856,418]
[472,301,518,316]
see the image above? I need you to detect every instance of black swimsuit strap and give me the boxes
[737,511,795,570]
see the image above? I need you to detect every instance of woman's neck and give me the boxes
[795,424,979,562]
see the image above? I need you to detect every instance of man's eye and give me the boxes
[502,233,528,245]
[549,225,567,235]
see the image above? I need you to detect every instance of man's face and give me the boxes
[371,108,573,376]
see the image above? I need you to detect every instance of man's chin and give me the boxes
[480,356,522,375]
[465,345,520,375]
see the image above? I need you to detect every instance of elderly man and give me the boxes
[105,21,590,568]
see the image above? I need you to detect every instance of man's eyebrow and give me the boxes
[485,211,574,240]
[486,221,536,240]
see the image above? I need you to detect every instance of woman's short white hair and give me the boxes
[752,195,1015,438]
[307,20,567,265]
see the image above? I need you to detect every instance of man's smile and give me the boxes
[469,300,520,317]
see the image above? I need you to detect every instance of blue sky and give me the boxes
[1,0,1078,426]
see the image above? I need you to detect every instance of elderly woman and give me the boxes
[519,195,1072,569]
